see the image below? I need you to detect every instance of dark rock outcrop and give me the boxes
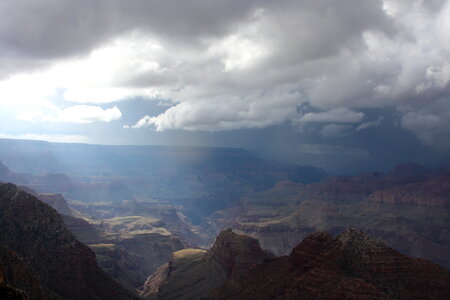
[62,215,105,244]
[0,246,53,299]
[90,243,148,291]
[208,228,271,276]
[141,229,270,299]
[216,229,450,299]
[0,183,137,299]
[145,229,450,300]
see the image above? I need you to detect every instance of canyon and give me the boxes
[0,139,449,299]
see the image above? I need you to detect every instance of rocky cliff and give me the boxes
[214,229,450,299]
[141,229,270,299]
[0,183,137,299]
[370,174,450,206]
[209,164,450,268]
[143,229,450,299]
[207,229,271,276]
[0,246,54,299]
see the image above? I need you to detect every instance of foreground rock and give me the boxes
[0,183,137,299]
[141,229,270,299]
[143,229,450,300]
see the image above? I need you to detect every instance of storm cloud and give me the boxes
[1,0,450,159]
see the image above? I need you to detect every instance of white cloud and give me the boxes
[0,0,450,149]
[301,108,364,123]
[320,124,351,138]
[0,133,89,143]
[130,89,300,131]
[399,96,450,149]
[0,73,58,109]
[402,112,441,130]
[436,0,450,50]
[0,0,387,132]
[17,105,122,124]
[356,116,384,131]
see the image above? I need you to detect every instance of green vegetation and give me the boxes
[88,243,119,251]
[172,249,206,267]
[90,216,172,237]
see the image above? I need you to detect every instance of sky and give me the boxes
[0,0,449,174]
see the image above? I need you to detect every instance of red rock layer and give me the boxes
[370,174,450,206]
[214,229,450,300]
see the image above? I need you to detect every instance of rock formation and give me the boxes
[144,229,450,300]
[209,164,450,268]
[141,229,270,299]
[0,183,137,299]
[216,229,450,299]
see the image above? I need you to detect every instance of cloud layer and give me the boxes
[17,105,122,124]
[1,0,450,150]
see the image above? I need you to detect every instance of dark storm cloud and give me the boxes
[0,0,246,57]
[0,0,392,83]
[1,0,450,159]
[0,0,261,76]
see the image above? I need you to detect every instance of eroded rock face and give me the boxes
[37,193,75,216]
[0,183,136,299]
[208,228,271,276]
[208,164,450,268]
[141,248,224,300]
[215,229,450,300]
[118,232,189,277]
[141,229,270,300]
[62,215,105,244]
[370,174,450,206]
[0,246,53,299]
[144,229,450,299]
[90,243,148,291]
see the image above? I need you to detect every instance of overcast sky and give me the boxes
[0,0,449,173]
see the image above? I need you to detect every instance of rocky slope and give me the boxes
[0,159,202,291]
[35,193,75,216]
[61,214,160,290]
[62,215,106,244]
[60,213,191,290]
[1,183,149,291]
[90,243,149,292]
[9,187,196,291]
[0,246,54,299]
[141,229,270,299]
[0,183,137,299]
[209,164,450,268]
[215,229,450,300]
[144,229,450,300]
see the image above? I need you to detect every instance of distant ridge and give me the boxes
[209,162,450,268]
